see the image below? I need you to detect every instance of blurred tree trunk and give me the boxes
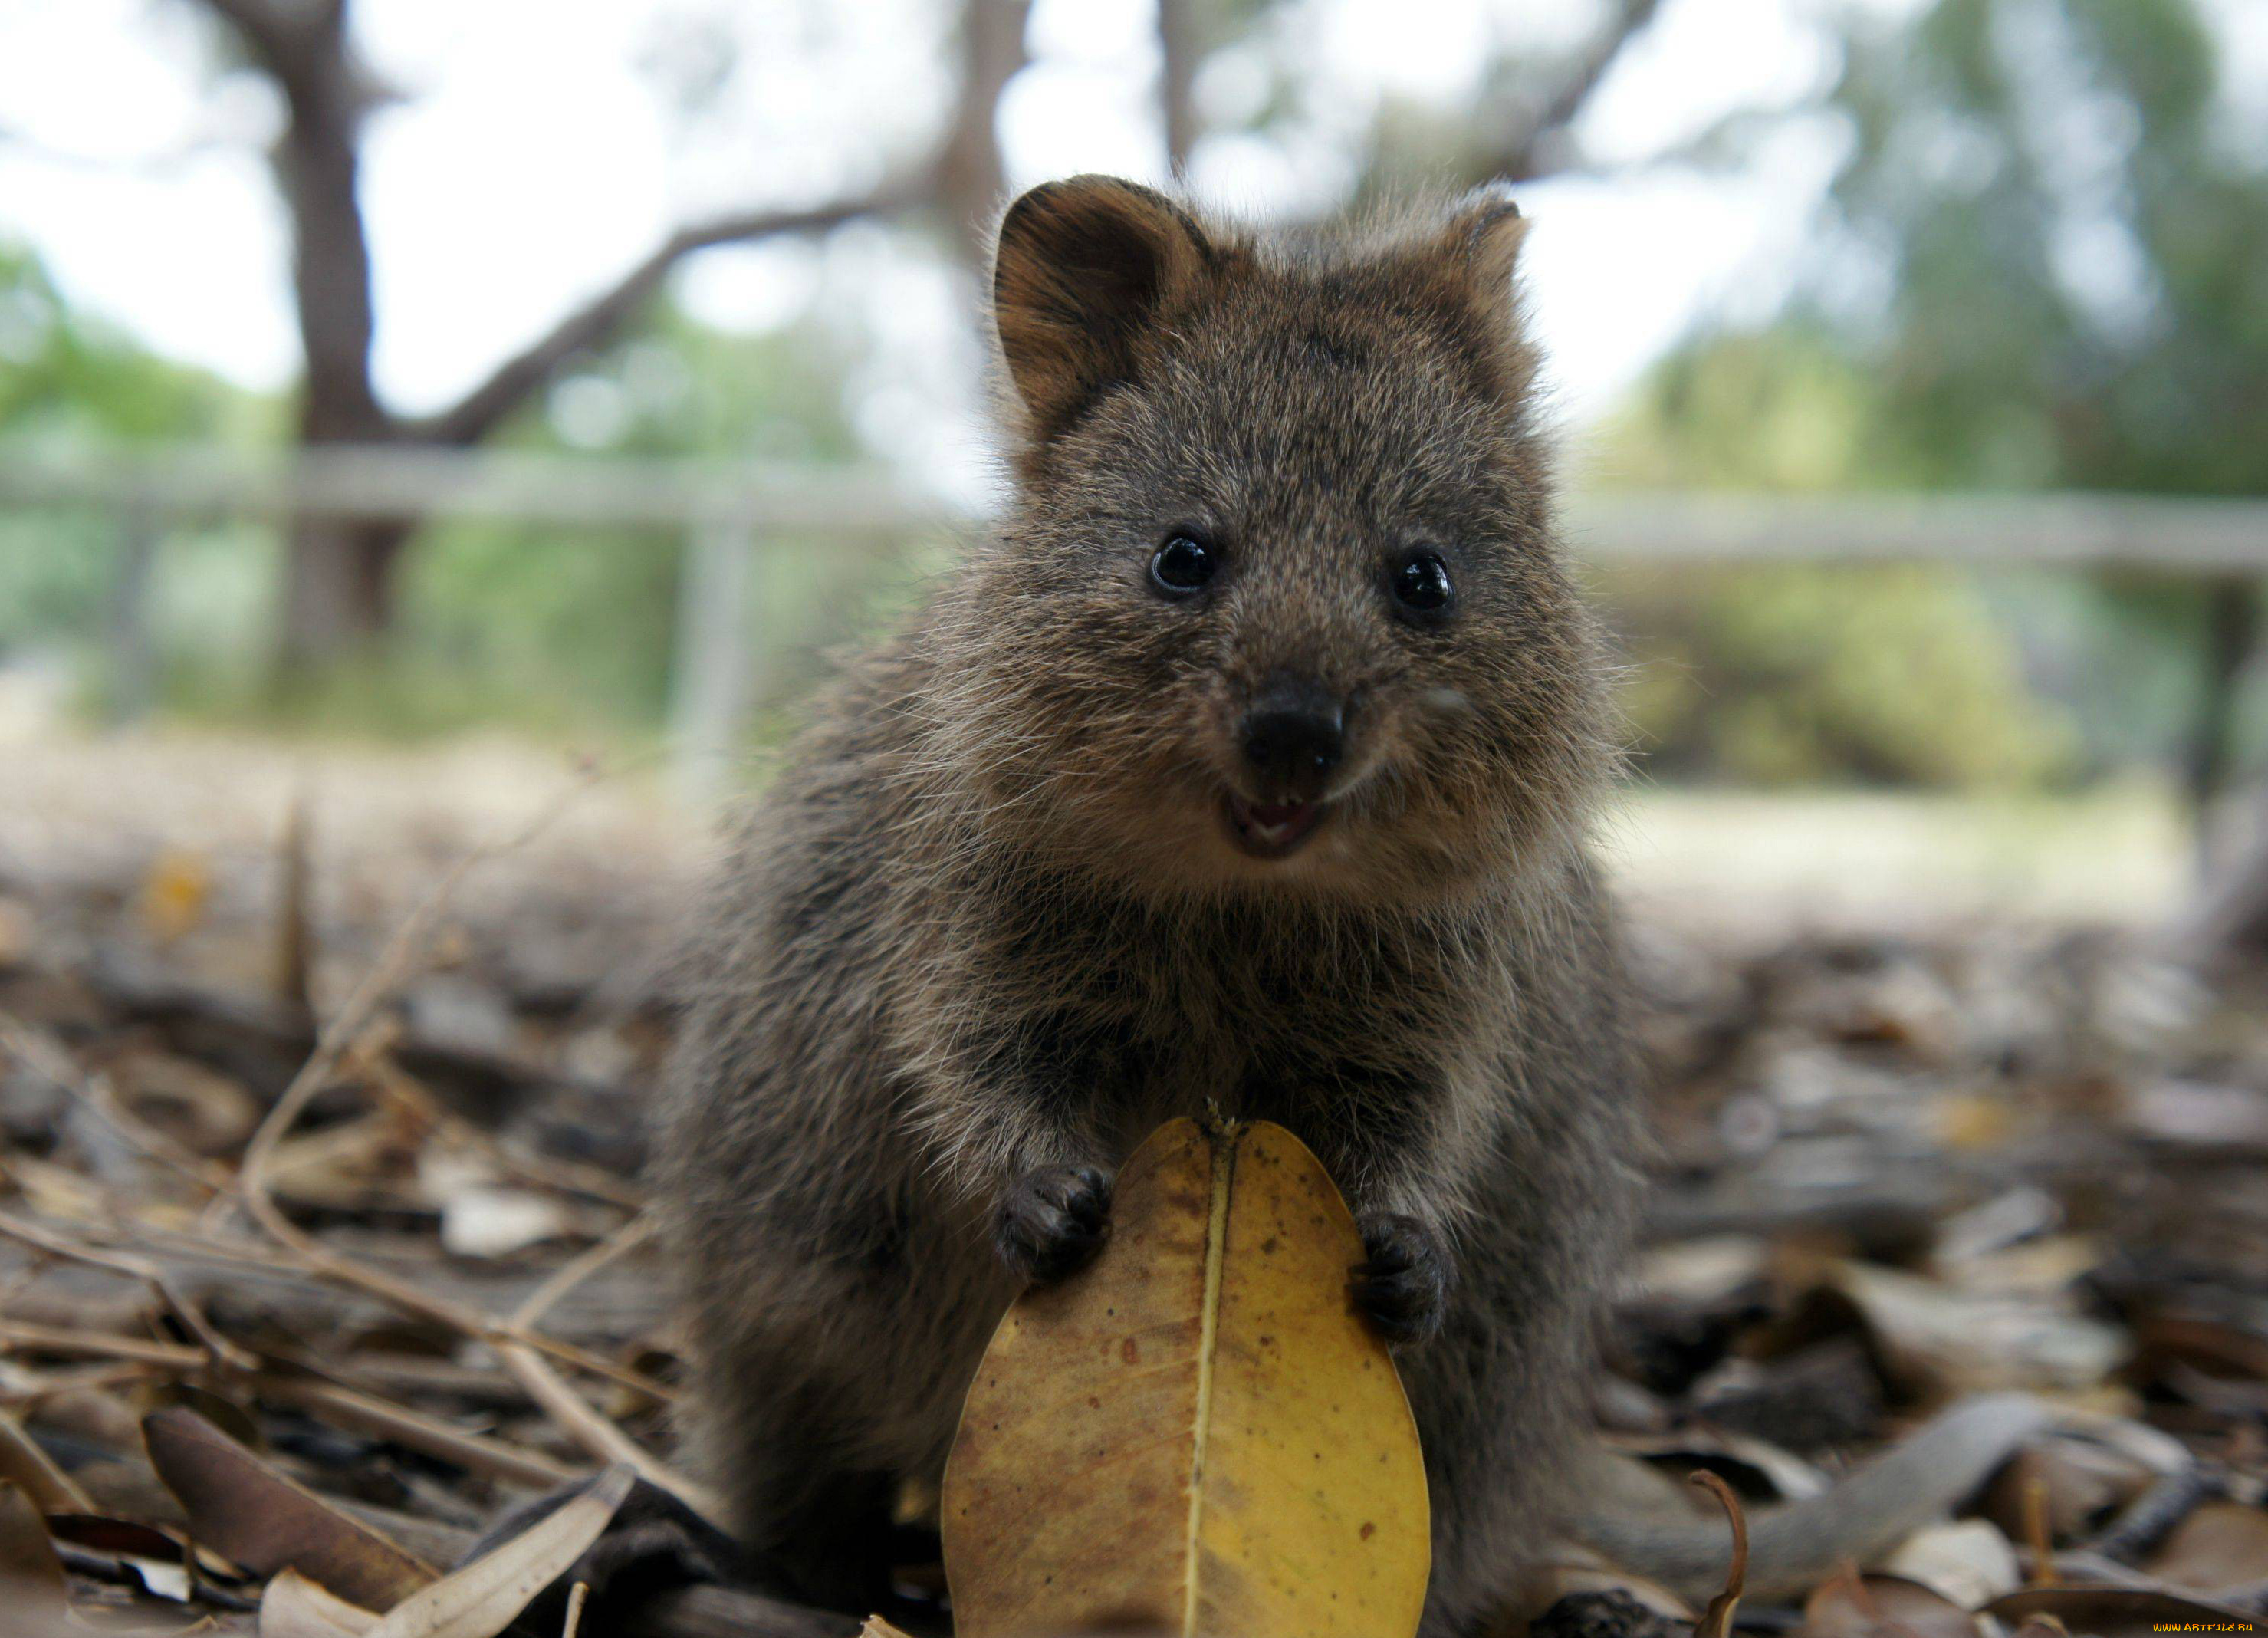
[935,0,1031,265]
[1471,0,1665,183]
[2181,803,2268,960]
[1157,0,1201,175]
[194,0,1021,676]
[2185,577,2262,836]
[203,0,403,665]
[278,519,416,661]
[2180,580,2266,960]
[270,5,406,663]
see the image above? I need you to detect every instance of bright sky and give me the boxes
[4,0,2246,495]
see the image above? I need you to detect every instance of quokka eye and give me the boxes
[1150,529,1218,596]
[1389,548,1455,619]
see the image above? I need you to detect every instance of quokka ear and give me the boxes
[1430,183,1530,326]
[992,175,1211,437]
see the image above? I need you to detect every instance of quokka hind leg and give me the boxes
[702,1377,904,1612]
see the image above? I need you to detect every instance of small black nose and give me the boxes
[1240,685,1345,798]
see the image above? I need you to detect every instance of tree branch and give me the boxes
[1483,0,1667,183]
[1157,0,1201,176]
[192,0,330,104]
[932,0,1031,265]
[416,181,929,449]
[194,0,295,54]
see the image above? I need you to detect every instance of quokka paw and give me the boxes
[1353,1211,1452,1345]
[465,1473,742,1638]
[994,1164,1113,1284]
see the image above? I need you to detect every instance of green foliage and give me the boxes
[1825,0,2268,498]
[396,531,685,731]
[375,302,872,735]
[0,254,892,742]
[1593,0,2268,788]
[0,242,265,448]
[0,242,265,661]
[1596,323,1897,493]
[1601,564,2072,788]
[1590,324,2084,788]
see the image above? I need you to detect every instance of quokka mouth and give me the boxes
[1224,791,1327,860]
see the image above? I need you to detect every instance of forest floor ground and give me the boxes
[0,726,2261,1636]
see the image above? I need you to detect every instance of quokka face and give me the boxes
[931,176,1611,905]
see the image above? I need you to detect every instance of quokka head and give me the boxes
[929,175,1614,905]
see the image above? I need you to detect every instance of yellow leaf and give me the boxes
[136,847,214,945]
[942,1117,1430,1638]
[1935,1093,2017,1152]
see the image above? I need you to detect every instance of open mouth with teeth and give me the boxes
[1224,792,1327,860]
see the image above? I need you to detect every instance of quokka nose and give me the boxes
[1240,687,1346,795]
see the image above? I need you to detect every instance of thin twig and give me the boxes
[246,1372,583,1489]
[1689,1470,1750,1638]
[9,761,706,1516]
[0,1409,96,1511]
[373,1061,646,1212]
[0,1199,660,1399]
[511,1215,657,1334]
[0,1319,206,1370]
[492,1215,721,1516]
[2023,1473,2058,1587]
[236,764,614,1233]
[0,1360,167,1408]
[0,1208,253,1370]
[275,788,315,1018]
[0,1016,236,1196]
[222,761,679,1400]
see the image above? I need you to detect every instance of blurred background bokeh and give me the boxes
[11,12,2268,1607]
[2,0,2265,942]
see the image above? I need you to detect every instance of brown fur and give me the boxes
[656,176,1681,1638]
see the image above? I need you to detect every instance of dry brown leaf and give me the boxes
[1801,1566,1984,1638]
[1982,1585,2263,1637]
[1688,1472,1747,1638]
[1632,1235,1771,1306]
[363,1462,633,1638]
[48,1511,242,1594]
[1609,1426,1829,1502]
[0,896,32,966]
[2137,1314,2268,1378]
[1825,1261,2125,1397]
[1527,1556,1698,1623]
[2142,1500,2268,1595]
[0,1480,72,1629]
[1980,1438,2156,1549]
[2000,1617,2069,1638]
[112,1046,264,1156]
[1880,1520,2020,1608]
[2120,1080,2268,1158]
[0,1410,94,1513]
[152,1380,268,1452]
[942,1117,1429,1638]
[261,1569,383,1638]
[144,1406,439,1609]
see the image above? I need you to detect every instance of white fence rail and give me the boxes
[6,446,2266,562]
[3,447,2263,801]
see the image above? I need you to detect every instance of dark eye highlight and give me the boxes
[1150,530,1218,597]
[1389,548,1455,620]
